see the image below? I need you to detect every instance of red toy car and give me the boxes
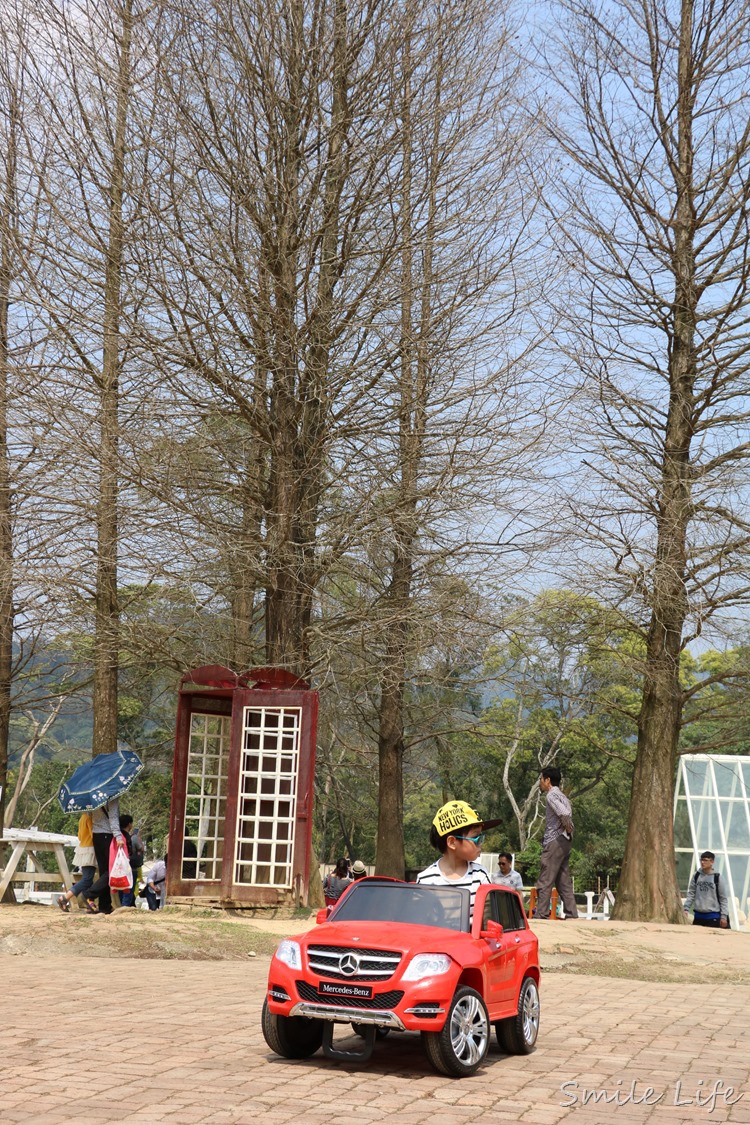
[262,876,540,1077]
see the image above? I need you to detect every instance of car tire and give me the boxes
[496,976,540,1055]
[422,986,490,1077]
[261,998,324,1059]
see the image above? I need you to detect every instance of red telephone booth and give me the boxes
[166,665,318,908]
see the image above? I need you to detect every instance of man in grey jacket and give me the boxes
[684,851,729,928]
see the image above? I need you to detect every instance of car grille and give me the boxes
[296,981,404,1009]
[307,944,403,981]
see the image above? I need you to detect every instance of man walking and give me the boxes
[535,767,578,919]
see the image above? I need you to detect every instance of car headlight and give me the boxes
[275,940,302,970]
[402,953,452,980]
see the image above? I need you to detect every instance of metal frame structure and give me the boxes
[674,754,750,931]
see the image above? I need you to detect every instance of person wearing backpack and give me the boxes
[684,850,729,928]
[129,824,145,890]
[117,815,137,906]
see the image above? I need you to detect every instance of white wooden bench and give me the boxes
[0,827,79,899]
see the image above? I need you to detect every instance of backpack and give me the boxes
[130,827,145,868]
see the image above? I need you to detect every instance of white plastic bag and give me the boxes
[109,840,133,890]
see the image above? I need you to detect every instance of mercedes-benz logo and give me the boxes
[339,952,360,976]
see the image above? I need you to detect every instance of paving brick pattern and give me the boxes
[1,955,748,1124]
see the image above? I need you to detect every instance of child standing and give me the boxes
[57,811,96,912]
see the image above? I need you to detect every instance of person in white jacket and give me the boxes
[145,854,168,910]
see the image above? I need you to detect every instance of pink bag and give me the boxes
[109,839,133,891]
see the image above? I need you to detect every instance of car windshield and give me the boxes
[330,880,470,931]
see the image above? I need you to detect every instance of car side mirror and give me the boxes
[316,908,331,924]
[480,919,503,940]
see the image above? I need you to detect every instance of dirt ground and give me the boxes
[0,900,747,983]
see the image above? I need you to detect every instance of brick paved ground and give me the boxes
[1,954,748,1125]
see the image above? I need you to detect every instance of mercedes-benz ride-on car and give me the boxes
[261,877,540,1077]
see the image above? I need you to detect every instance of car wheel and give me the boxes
[351,1022,390,1040]
[261,998,324,1059]
[496,976,540,1055]
[422,986,490,1077]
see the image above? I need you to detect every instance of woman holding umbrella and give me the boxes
[84,798,126,914]
[57,746,144,915]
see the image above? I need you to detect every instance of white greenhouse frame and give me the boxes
[674,754,750,932]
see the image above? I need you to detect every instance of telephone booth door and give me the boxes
[167,667,318,907]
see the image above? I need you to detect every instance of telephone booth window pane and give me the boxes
[183,712,230,881]
[234,705,300,886]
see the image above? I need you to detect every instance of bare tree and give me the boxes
[133,0,415,679]
[28,0,166,756]
[3,697,64,828]
[0,3,22,830]
[545,0,750,920]
[367,0,547,875]
[0,0,56,831]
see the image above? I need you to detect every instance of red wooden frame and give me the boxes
[166,666,318,907]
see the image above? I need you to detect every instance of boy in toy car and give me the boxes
[416,800,502,920]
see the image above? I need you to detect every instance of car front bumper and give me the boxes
[268,966,455,1032]
[289,1001,409,1029]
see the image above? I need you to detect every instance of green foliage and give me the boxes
[9,581,750,896]
[443,593,636,857]
[8,756,84,835]
[119,769,173,859]
[514,838,541,884]
[569,834,624,892]
[679,646,750,756]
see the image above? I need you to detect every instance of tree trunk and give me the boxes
[92,1,132,757]
[262,0,304,676]
[613,0,695,923]
[264,0,347,678]
[375,559,410,877]
[0,75,17,830]
[228,442,265,671]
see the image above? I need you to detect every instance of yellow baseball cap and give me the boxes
[432,800,501,837]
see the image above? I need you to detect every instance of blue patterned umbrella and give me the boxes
[57,747,144,813]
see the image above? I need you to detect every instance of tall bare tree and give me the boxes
[369,0,546,875]
[545,0,750,920]
[0,0,52,830]
[29,0,165,757]
[140,0,411,677]
[0,5,22,830]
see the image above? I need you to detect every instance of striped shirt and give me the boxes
[416,859,492,920]
[543,786,573,847]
